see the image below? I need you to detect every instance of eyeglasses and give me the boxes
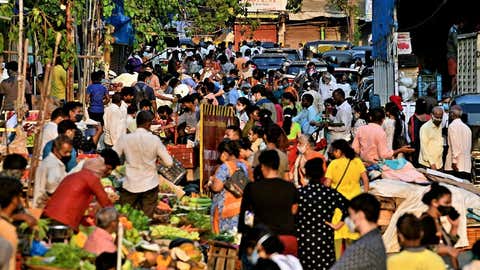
[432,116,442,121]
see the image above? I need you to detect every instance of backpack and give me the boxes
[224,163,250,198]
[134,83,150,106]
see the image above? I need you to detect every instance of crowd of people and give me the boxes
[0,40,478,270]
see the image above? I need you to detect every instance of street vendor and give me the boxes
[33,135,72,208]
[113,110,173,217]
[1,154,37,228]
[0,176,23,270]
[42,119,78,172]
[352,108,413,166]
[42,155,119,231]
[83,207,119,255]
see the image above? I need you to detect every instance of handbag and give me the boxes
[224,162,250,198]
[334,159,352,191]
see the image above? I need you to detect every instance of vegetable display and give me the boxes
[179,196,212,209]
[170,212,211,231]
[28,243,95,269]
[151,225,200,240]
[115,204,151,231]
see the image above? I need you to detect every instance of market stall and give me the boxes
[19,166,240,270]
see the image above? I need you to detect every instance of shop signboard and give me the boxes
[244,0,287,12]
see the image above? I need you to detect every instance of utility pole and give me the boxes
[66,0,75,101]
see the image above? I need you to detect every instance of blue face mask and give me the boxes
[247,249,259,265]
[442,103,449,111]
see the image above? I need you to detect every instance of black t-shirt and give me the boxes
[239,178,298,235]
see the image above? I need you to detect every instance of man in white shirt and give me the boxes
[40,107,67,157]
[114,111,173,217]
[328,89,352,143]
[444,105,472,180]
[103,93,126,148]
[319,72,337,102]
[419,106,444,170]
[33,135,72,208]
[240,41,250,57]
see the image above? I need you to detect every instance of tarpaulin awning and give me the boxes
[104,0,134,46]
[372,0,395,61]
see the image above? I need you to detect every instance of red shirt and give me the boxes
[44,169,112,230]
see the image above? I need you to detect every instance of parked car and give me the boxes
[251,53,289,72]
[263,48,302,61]
[451,94,480,127]
[261,42,276,49]
[322,50,354,67]
[450,94,480,150]
[350,46,372,65]
[303,40,352,59]
[284,59,327,78]
[331,67,360,91]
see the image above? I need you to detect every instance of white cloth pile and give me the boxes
[369,179,480,252]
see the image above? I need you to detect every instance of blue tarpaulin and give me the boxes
[104,0,134,46]
[372,0,396,61]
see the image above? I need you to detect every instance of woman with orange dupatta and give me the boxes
[292,134,326,188]
[208,140,251,234]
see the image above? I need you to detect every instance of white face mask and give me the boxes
[344,217,356,233]
[247,249,259,265]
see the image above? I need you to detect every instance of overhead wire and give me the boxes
[399,0,448,31]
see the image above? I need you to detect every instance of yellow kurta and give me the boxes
[418,120,444,169]
[51,64,67,100]
[325,157,365,240]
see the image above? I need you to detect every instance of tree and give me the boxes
[103,0,252,50]
[327,0,360,44]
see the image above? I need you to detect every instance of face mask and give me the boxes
[60,156,71,164]
[344,217,356,233]
[433,120,442,126]
[75,114,84,122]
[247,249,259,265]
[297,145,306,154]
[438,205,452,216]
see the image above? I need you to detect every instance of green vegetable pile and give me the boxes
[19,218,50,241]
[28,243,96,270]
[212,232,235,243]
[170,212,211,231]
[151,225,200,240]
[180,196,212,209]
[115,204,150,231]
[125,227,142,244]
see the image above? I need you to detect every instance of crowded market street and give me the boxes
[0,0,480,269]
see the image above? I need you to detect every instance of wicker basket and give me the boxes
[378,209,394,227]
[207,241,240,270]
[466,226,480,249]
[167,145,197,169]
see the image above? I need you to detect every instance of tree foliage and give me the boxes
[286,0,303,13]
[102,0,251,50]
[327,0,361,44]
[0,0,252,66]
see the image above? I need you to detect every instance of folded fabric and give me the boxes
[384,158,408,170]
[381,160,429,184]
[466,212,480,222]
[468,208,480,217]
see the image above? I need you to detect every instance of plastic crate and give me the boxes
[167,144,197,169]
[417,73,442,100]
